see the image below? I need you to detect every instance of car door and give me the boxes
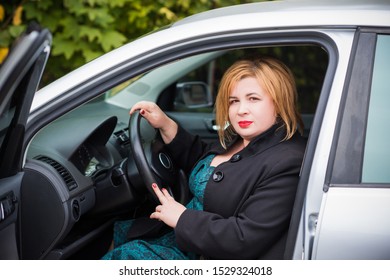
[290,29,390,260]
[0,24,51,259]
[314,30,390,259]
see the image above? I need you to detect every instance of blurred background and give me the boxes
[0,0,264,86]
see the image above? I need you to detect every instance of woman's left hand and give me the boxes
[150,183,186,228]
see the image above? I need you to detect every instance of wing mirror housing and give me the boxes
[174,82,213,109]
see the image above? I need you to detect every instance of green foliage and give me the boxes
[0,0,260,86]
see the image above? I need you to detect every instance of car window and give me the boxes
[169,46,326,112]
[102,45,327,142]
[362,35,390,183]
[161,46,328,137]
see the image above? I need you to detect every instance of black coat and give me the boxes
[167,123,306,259]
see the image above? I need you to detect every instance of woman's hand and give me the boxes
[129,101,178,144]
[149,183,186,228]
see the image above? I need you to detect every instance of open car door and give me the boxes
[0,24,51,259]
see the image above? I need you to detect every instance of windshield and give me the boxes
[104,51,226,110]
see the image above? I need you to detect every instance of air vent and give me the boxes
[34,156,78,191]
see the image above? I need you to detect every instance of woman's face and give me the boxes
[228,77,276,146]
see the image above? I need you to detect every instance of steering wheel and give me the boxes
[129,110,188,204]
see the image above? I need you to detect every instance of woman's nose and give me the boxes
[237,102,249,114]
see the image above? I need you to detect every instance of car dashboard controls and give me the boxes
[0,192,16,222]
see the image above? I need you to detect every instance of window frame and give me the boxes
[327,28,390,188]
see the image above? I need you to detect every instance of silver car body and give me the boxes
[25,0,390,259]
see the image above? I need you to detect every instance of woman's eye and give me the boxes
[229,99,238,105]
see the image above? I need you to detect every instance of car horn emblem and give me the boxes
[158,153,172,170]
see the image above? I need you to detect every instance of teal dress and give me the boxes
[101,154,215,260]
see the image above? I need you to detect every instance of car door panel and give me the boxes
[304,30,390,260]
[0,25,51,259]
[168,112,218,143]
[0,174,22,259]
[313,187,390,259]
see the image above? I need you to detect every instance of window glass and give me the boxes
[159,45,327,139]
[362,35,390,183]
[168,46,327,115]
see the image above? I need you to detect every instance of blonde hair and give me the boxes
[215,57,304,148]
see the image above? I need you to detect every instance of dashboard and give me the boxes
[22,102,140,259]
[20,98,194,259]
[74,144,104,177]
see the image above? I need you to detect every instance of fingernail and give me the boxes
[162,188,166,192]
[152,183,158,188]
[140,109,145,115]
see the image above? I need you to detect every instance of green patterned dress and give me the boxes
[101,154,215,260]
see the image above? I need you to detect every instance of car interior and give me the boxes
[21,45,328,259]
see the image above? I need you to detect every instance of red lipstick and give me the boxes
[238,121,253,128]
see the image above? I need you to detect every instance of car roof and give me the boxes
[174,0,390,28]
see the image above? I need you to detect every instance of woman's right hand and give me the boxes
[129,101,178,144]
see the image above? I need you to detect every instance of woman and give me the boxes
[102,56,306,260]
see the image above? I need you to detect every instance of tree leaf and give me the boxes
[159,7,176,21]
[8,25,25,38]
[63,0,85,15]
[100,30,127,52]
[107,0,128,8]
[79,26,102,42]
[82,48,104,62]
[59,17,81,39]
[0,31,10,47]
[52,37,76,59]
[86,7,115,26]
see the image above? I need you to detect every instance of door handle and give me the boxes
[204,118,218,132]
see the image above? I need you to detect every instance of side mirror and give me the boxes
[174,82,213,109]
